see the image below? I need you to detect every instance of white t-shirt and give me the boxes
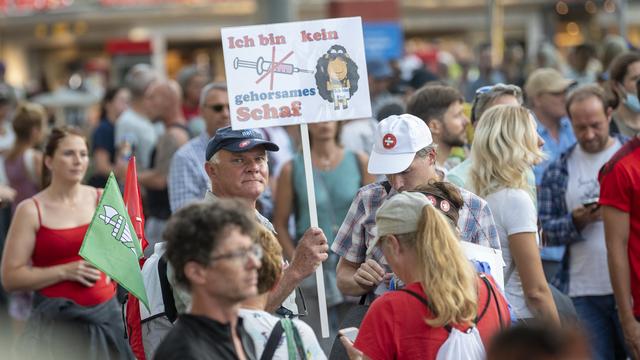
[238,309,326,360]
[486,188,538,319]
[566,140,622,297]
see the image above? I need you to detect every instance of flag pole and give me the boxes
[300,123,330,338]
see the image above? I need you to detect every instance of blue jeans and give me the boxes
[572,295,627,360]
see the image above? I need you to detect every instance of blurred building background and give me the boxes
[0,0,638,95]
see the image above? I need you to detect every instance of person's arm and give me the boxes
[355,152,376,186]
[340,337,371,360]
[33,151,43,183]
[538,163,586,246]
[603,206,640,358]
[138,169,167,190]
[1,200,102,291]
[273,162,296,260]
[0,185,16,205]
[509,232,560,325]
[265,227,329,312]
[92,148,113,177]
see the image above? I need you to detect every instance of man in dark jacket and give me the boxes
[154,200,261,360]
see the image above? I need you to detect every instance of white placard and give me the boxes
[221,17,371,130]
[460,241,506,291]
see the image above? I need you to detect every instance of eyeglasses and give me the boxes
[207,103,229,113]
[209,243,263,265]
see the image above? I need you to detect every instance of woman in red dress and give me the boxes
[1,127,133,359]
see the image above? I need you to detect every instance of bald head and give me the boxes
[147,80,184,123]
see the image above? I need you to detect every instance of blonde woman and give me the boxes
[341,192,510,360]
[239,226,326,359]
[470,105,559,324]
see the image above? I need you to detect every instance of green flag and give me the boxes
[79,173,149,310]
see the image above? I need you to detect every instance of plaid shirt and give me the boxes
[168,132,211,213]
[538,134,628,292]
[331,181,500,269]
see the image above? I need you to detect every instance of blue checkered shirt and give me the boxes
[168,132,210,213]
[331,181,500,269]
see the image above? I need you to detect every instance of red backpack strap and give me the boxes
[31,197,42,228]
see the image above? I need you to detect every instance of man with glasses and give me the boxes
[333,114,499,298]
[447,83,533,192]
[525,68,577,281]
[155,200,262,360]
[168,82,230,212]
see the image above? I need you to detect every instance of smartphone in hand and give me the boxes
[582,197,600,212]
[340,327,359,342]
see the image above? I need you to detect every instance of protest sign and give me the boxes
[221,16,371,130]
[79,173,149,311]
[222,17,371,338]
[460,241,506,291]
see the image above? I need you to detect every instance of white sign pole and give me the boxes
[300,122,330,338]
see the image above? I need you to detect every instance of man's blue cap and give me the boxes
[206,126,279,161]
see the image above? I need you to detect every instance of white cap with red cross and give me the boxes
[367,114,433,175]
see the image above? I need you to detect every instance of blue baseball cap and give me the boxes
[206,126,279,161]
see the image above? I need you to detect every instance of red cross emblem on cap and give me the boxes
[239,140,251,148]
[382,133,397,149]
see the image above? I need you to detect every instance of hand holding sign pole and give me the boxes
[222,17,371,338]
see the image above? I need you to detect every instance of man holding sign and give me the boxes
[221,17,371,337]
[203,127,329,313]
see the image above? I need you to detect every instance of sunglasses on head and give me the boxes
[207,104,229,113]
[475,83,522,96]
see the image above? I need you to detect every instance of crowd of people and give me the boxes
[0,40,637,360]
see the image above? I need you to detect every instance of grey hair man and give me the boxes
[168,82,230,212]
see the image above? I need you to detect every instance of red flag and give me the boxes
[125,280,146,360]
[124,156,148,252]
[123,156,148,359]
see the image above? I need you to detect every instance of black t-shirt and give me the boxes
[153,314,256,360]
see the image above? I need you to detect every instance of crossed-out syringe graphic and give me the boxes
[234,56,314,75]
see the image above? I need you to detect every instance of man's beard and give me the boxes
[443,132,466,148]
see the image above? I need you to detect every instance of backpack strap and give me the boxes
[158,256,178,323]
[479,274,504,330]
[399,288,452,332]
[281,318,306,360]
[261,320,284,360]
[475,275,493,324]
